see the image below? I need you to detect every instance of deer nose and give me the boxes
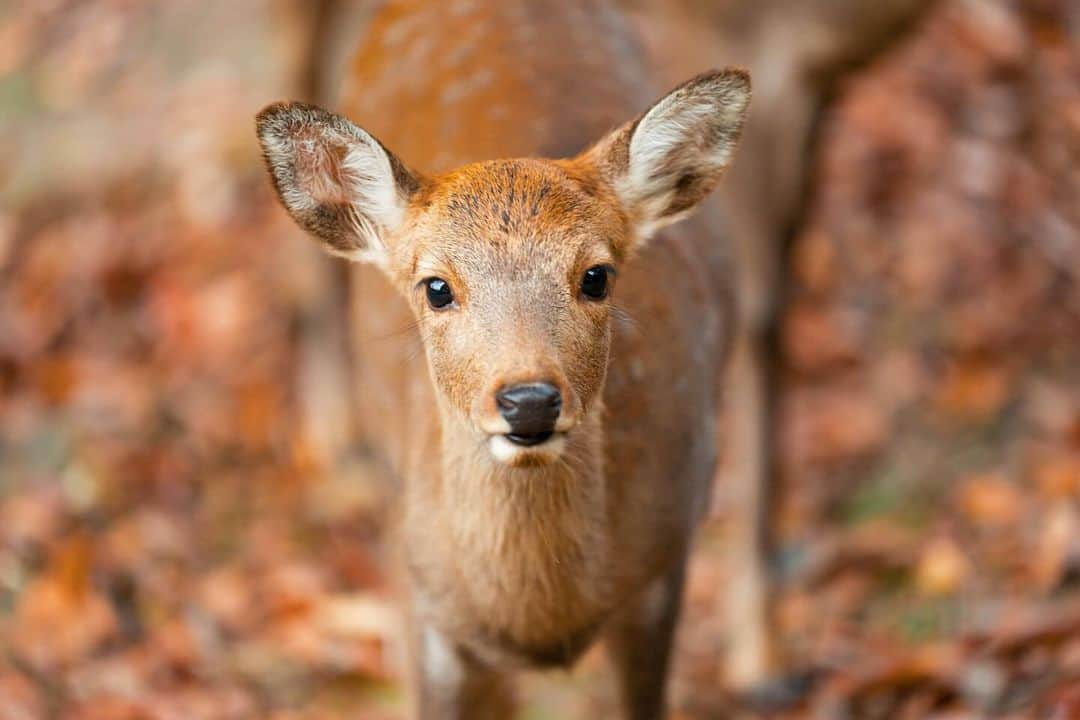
[495,382,562,444]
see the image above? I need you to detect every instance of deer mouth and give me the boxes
[489,431,566,465]
[505,431,554,447]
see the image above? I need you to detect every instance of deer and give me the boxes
[621,0,936,689]
[256,1,749,718]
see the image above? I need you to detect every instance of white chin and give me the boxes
[489,433,566,466]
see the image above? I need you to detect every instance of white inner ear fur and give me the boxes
[618,78,749,240]
[335,129,406,264]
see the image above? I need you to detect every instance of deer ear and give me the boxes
[256,102,423,266]
[582,69,750,246]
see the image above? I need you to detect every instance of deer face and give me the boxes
[400,160,622,464]
[256,70,749,466]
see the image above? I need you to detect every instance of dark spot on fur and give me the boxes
[481,623,600,669]
[532,184,551,216]
[304,202,359,253]
[663,171,712,217]
[577,175,599,198]
[675,172,699,193]
[382,141,420,196]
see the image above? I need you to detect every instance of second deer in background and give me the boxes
[628,0,936,689]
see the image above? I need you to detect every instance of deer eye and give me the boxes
[580,265,611,300]
[424,277,454,309]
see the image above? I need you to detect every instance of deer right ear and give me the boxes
[580,69,750,250]
[256,102,422,266]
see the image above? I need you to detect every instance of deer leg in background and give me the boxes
[720,330,777,689]
[604,556,689,720]
[717,70,821,691]
[721,0,939,693]
[291,258,355,465]
[280,0,377,467]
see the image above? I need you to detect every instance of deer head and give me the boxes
[256,69,750,467]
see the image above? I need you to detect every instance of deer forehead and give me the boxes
[408,158,625,279]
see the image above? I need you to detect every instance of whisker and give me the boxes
[358,318,423,344]
[404,328,431,363]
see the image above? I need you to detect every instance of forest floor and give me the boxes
[1,1,1079,718]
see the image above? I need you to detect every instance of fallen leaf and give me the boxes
[916,536,972,596]
[956,475,1023,528]
[1033,502,1079,591]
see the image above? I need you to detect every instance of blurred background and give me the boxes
[0,1,1078,718]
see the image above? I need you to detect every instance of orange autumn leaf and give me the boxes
[957,474,1023,528]
[935,360,1010,422]
[915,536,972,596]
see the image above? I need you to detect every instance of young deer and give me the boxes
[257,2,749,717]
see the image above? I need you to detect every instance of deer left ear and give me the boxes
[581,69,750,246]
[256,102,423,267]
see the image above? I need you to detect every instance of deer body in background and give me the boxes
[622,0,937,689]
[257,2,750,718]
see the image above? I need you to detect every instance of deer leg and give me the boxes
[721,328,778,689]
[295,253,357,466]
[411,625,515,720]
[604,557,688,720]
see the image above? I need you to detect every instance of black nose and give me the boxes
[496,382,561,444]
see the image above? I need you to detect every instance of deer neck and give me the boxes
[415,403,613,646]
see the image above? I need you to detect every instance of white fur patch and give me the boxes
[422,626,464,689]
[338,128,405,264]
[489,433,567,465]
[628,90,744,186]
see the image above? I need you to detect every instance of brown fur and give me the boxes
[256,1,750,717]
